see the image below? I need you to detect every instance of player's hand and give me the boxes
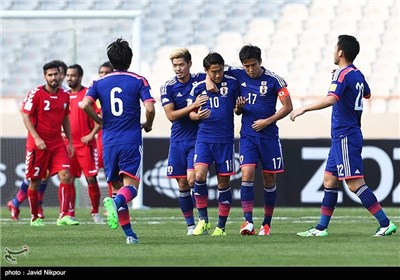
[290,108,305,121]
[236,96,247,109]
[194,95,208,108]
[141,122,153,132]
[205,75,218,93]
[252,119,268,131]
[68,142,74,158]
[197,107,211,119]
[81,135,93,145]
[35,138,46,150]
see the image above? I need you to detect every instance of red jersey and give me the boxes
[69,86,99,148]
[21,86,70,149]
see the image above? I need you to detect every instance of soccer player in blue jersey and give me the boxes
[216,45,293,236]
[82,38,156,244]
[96,61,114,199]
[160,48,208,235]
[290,35,397,237]
[190,52,240,236]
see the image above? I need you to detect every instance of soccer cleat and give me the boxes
[297,227,328,237]
[193,219,211,236]
[91,213,104,224]
[187,224,196,236]
[374,222,397,237]
[38,206,45,219]
[258,224,271,236]
[56,215,80,226]
[126,235,140,244]
[240,221,255,235]
[7,201,20,220]
[30,218,45,226]
[211,227,226,236]
[103,197,118,229]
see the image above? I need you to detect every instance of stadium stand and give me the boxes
[1,0,399,139]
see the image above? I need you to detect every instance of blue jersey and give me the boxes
[328,64,371,141]
[160,73,205,141]
[191,75,239,143]
[226,66,287,139]
[85,71,155,148]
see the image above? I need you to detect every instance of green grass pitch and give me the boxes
[1,207,399,267]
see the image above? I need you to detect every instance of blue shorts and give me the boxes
[194,142,236,176]
[325,133,364,180]
[103,144,142,183]
[239,135,284,173]
[167,139,196,178]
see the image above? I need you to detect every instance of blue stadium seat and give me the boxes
[1,0,398,117]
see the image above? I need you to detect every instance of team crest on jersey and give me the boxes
[259,81,268,95]
[220,82,228,96]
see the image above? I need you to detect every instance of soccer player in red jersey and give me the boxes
[8,60,69,221]
[21,60,76,226]
[66,64,102,224]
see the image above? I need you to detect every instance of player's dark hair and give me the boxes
[239,44,262,63]
[203,52,224,70]
[43,61,61,74]
[52,60,68,74]
[68,64,84,77]
[99,61,113,71]
[107,38,132,71]
[337,35,360,63]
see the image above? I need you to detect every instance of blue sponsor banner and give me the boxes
[1,138,399,207]
[142,138,399,207]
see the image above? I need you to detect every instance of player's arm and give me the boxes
[21,111,46,150]
[273,87,293,121]
[252,87,293,131]
[163,94,208,122]
[62,116,75,157]
[81,122,101,145]
[189,106,211,121]
[80,101,101,144]
[81,96,103,126]
[205,74,218,93]
[290,95,336,121]
[205,64,232,93]
[141,100,156,133]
